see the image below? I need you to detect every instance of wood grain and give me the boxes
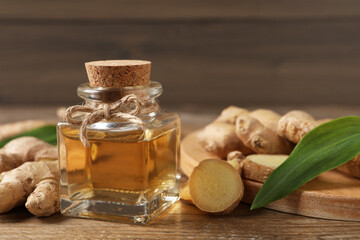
[2,0,360,20]
[1,1,360,107]
[1,21,360,107]
[1,204,360,240]
[181,130,360,221]
[0,106,360,239]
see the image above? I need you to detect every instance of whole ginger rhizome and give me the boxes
[57,60,180,224]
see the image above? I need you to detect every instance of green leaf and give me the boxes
[0,125,57,148]
[251,116,360,210]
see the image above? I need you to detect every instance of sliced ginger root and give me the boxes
[189,159,244,214]
[181,151,245,206]
[242,154,288,183]
[179,182,193,205]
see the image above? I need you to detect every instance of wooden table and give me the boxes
[1,106,360,239]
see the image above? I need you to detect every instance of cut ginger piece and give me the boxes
[242,154,288,183]
[189,159,244,214]
[179,182,194,205]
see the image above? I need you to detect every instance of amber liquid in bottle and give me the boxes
[58,120,180,223]
[61,126,178,202]
[58,80,180,223]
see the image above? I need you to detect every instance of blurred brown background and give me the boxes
[1,0,360,111]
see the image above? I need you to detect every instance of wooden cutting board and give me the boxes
[181,130,360,221]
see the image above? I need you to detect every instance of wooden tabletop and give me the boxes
[1,105,360,239]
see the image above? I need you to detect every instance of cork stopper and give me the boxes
[85,60,151,88]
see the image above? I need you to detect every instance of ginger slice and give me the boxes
[179,182,194,205]
[242,154,288,183]
[189,159,244,214]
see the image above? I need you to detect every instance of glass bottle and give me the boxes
[57,81,181,224]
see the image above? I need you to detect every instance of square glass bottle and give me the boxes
[57,61,180,223]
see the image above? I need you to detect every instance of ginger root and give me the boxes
[0,137,58,173]
[236,110,293,154]
[226,150,245,172]
[25,178,59,216]
[227,150,245,161]
[181,152,245,207]
[189,159,244,214]
[277,110,360,178]
[277,110,319,144]
[241,154,288,183]
[199,108,294,157]
[0,136,59,216]
[215,106,249,125]
[250,109,281,131]
[0,160,59,216]
[179,182,193,205]
[198,122,253,159]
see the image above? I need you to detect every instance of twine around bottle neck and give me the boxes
[65,94,145,147]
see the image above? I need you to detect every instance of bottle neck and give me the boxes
[84,98,159,115]
[78,81,162,115]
